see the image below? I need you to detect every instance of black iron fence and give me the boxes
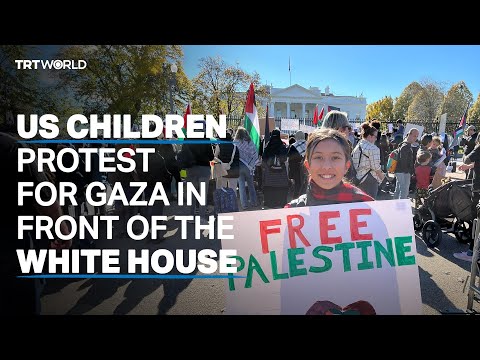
[225,116,480,136]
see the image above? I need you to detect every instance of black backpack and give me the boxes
[348,144,371,186]
[177,144,195,169]
[134,152,172,185]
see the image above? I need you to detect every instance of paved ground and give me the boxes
[40,164,480,315]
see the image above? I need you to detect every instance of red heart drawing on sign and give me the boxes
[305,300,376,315]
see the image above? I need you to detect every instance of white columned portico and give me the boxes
[266,84,367,123]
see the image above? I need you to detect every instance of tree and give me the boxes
[192,56,264,117]
[439,81,473,122]
[468,93,480,122]
[57,45,190,121]
[366,96,394,121]
[392,82,422,121]
[407,79,445,121]
[0,45,41,126]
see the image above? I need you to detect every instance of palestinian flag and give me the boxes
[453,105,469,141]
[244,83,261,152]
[182,103,191,136]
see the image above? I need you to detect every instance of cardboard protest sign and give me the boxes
[223,199,422,315]
[300,124,316,133]
[281,118,300,131]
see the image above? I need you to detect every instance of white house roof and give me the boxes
[271,84,321,99]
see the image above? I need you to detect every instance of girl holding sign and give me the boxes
[286,128,373,208]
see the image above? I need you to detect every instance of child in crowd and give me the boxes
[430,136,446,169]
[414,151,432,208]
[285,128,374,208]
[429,136,447,189]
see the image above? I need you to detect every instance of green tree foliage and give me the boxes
[192,56,267,117]
[407,80,444,121]
[439,81,473,122]
[392,82,422,121]
[0,45,41,127]
[468,93,480,121]
[0,45,77,132]
[366,96,394,121]
[57,45,189,121]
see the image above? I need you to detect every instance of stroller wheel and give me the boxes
[453,220,472,244]
[413,212,423,231]
[422,220,442,248]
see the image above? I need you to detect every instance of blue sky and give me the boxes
[182,45,480,105]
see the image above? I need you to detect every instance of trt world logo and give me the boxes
[15,59,87,70]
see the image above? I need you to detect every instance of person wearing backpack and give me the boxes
[133,140,172,238]
[287,130,308,198]
[262,129,289,209]
[234,127,259,210]
[351,122,385,199]
[184,120,214,224]
[213,131,240,191]
[393,128,419,199]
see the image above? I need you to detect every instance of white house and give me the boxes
[261,84,367,121]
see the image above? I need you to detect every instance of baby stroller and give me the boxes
[413,179,473,248]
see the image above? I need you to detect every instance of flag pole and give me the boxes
[289,57,291,86]
[264,103,270,152]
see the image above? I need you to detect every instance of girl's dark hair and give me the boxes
[360,122,377,138]
[305,128,351,164]
[421,134,433,146]
[371,120,381,130]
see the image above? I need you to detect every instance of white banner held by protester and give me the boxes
[300,124,316,133]
[280,118,300,131]
[439,113,447,135]
[222,199,422,315]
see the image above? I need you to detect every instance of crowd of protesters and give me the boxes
[2,110,480,314]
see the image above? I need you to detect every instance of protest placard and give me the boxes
[223,199,422,315]
[280,118,299,132]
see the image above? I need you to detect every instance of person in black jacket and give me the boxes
[1,132,70,314]
[455,132,480,262]
[461,125,477,179]
[262,129,289,208]
[393,128,419,199]
[158,140,181,199]
[183,121,214,224]
[287,130,307,198]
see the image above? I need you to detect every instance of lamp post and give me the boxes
[167,62,178,114]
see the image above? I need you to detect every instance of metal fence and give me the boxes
[225,116,480,136]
